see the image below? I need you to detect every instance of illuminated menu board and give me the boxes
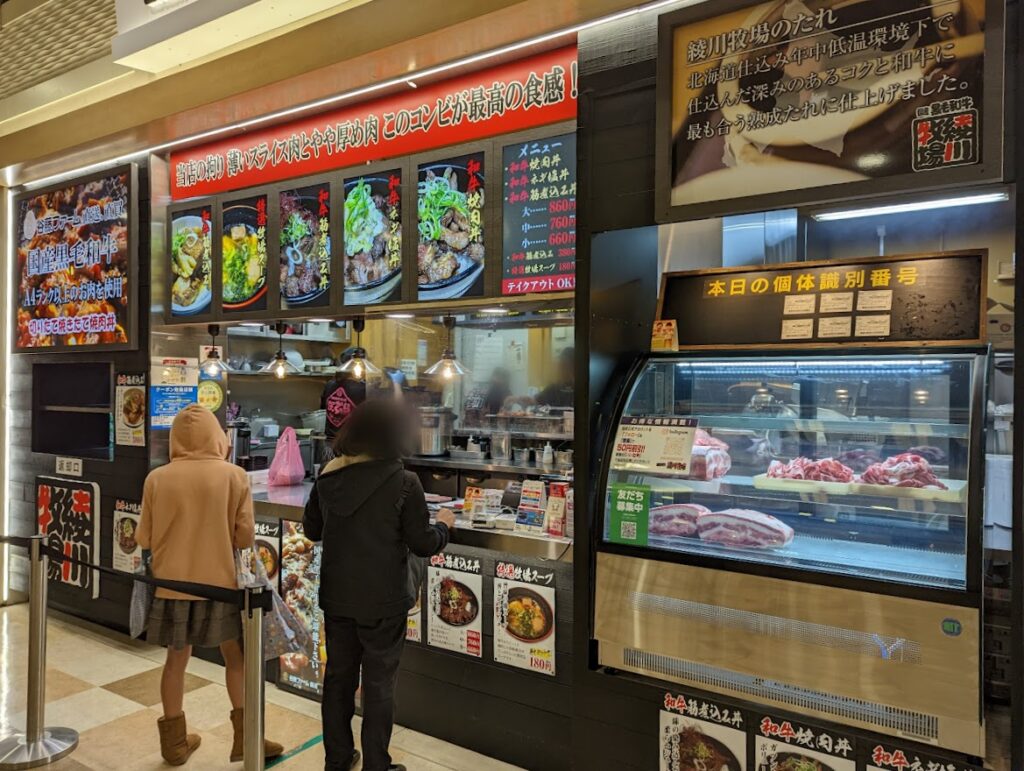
[344,170,402,306]
[502,133,576,295]
[418,152,485,301]
[170,204,213,318]
[14,168,135,351]
[222,194,269,314]
[280,182,331,309]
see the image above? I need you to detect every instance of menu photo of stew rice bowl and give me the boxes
[427,552,483,658]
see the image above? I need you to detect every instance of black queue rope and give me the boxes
[0,534,272,612]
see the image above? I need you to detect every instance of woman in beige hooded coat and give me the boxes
[137,405,283,765]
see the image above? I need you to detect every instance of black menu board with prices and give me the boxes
[502,132,577,295]
[280,182,331,309]
[417,153,485,301]
[660,252,984,349]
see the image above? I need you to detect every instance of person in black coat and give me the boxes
[304,401,455,771]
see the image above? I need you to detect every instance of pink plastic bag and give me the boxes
[268,427,306,486]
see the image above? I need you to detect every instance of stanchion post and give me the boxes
[242,587,265,771]
[0,536,78,769]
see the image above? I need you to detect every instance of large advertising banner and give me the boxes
[279,522,326,696]
[14,169,134,351]
[36,477,101,599]
[659,1,998,220]
[170,46,577,199]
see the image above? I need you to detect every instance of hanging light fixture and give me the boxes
[201,324,230,377]
[425,315,469,380]
[338,317,380,380]
[260,322,301,379]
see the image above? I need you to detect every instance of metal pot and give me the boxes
[416,407,454,456]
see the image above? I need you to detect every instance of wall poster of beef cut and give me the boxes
[344,170,402,305]
[418,152,485,301]
[280,182,331,309]
[36,477,101,599]
[657,0,1002,221]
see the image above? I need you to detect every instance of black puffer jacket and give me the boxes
[303,459,449,619]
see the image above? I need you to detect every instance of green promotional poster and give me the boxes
[609,484,650,547]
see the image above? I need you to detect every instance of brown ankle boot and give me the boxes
[229,708,284,763]
[157,713,201,766]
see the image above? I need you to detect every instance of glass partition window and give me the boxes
[603,353,981,591]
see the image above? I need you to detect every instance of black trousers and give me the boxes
[322,613,407,771]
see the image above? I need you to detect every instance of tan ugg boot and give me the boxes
[157,713,201,766]
[229,708,284,763]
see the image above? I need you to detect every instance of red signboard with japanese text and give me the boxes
[170,46,578,200]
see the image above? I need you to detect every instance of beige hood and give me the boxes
[170,405,229,461]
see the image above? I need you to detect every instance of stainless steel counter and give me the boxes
[405,455,571,479]
[249,474,572,561]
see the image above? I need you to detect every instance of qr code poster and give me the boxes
[660,698,746,771]
[36,476,101,599]
[912,100,980,172]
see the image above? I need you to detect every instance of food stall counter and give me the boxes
[249,472,572,561]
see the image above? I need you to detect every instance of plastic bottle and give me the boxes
[542,442,554,468]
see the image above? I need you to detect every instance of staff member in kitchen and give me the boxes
[304,400,456,771]
[320,348,368,442]
[536,346,575,408]
[137,405,283,765]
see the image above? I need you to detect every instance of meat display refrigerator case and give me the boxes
[593,349,987,757]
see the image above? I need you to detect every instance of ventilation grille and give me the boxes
[0,0,116,101]
[622,648,939,741]
[628,591,922,664]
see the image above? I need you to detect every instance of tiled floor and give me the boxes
[0,605,521,771]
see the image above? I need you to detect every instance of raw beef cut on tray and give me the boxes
[697,509,795,549]
[690,446,732,480]
[859,453,948,490]
[694,428,730,451]
[836,448,882,474]
[649,504,711,538]
[767,457,855,483]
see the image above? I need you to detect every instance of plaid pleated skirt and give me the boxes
[146,598,242,650]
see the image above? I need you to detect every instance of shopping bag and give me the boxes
[236,547,312,661]
[268,427,306,486]
[129,551,154,639]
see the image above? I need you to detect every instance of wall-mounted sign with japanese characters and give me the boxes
[661,252,984,349]
[221,194,270,314]
[418,152,486,301]
[344,170,402,305]
[427,552,483,658]
[660,692,746,771]
[755,713,855,771]
[14,167,136,352]
[611,417,699,475]
[501,131,577,295]
[37,477,101,600]
[493,561,556,675]
[280,182,332,309]
[170,46,577,200]
[865,742,982,771]
[656,1,1003,221]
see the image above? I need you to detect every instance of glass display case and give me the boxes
[601,350,986,593]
